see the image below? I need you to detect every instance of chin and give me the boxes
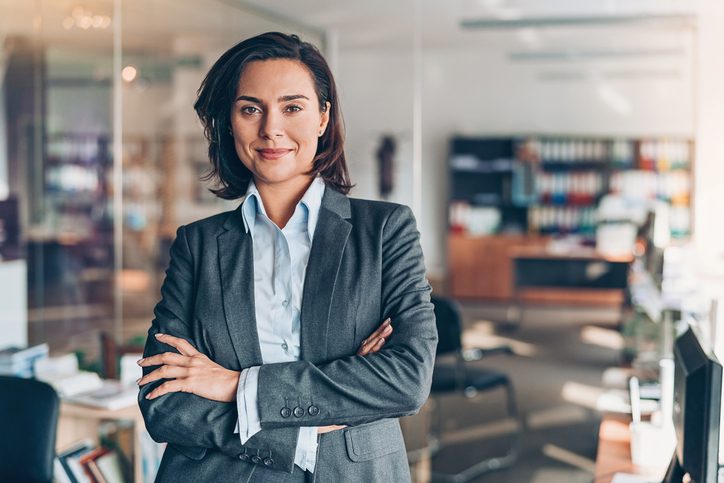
[255,169,307,185]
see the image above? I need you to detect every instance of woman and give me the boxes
[137,32,437,483]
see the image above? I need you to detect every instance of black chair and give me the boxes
[429,295,523,482]
[0,376,60,483]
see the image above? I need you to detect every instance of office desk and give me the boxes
[57,402,145,483]
[594,417,634,482]
[507,247,631,324]
[594,416,670,483]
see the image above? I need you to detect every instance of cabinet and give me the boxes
[448,234,547,300]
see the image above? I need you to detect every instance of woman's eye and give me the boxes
[241,106,260,115]
[285,104,302,113]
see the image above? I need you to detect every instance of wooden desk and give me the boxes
[57,402,146,483]
[511,248,630,312]
[594,416,669,483]
[594,417,634,482]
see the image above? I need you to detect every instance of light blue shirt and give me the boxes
[235,176,325,472]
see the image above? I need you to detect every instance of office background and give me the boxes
[2,1,724,482]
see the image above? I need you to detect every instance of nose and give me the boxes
[259,110,284,139]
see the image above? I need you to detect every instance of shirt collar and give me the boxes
[241,177,326,241]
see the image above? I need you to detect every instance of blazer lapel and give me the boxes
[218,210,263,369]
[300,188,352,364]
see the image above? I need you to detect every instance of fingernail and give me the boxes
[154,333,164,339]
[137,358,144,365]
[383,325,392,335]
[135,377,142,384]
[378,337,385,345]
[145,394,152,399]
[384,318,391,325]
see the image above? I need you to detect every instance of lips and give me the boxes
[256,148,293,160]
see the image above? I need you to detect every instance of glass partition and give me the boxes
[0,0,416,361]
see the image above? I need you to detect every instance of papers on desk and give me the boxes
[66,380,139,410]
[33,352,138,409]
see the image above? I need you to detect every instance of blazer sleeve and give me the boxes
[256,204,438,428]
[138,225,300,473]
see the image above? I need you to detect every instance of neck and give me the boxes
[254,176,315,229]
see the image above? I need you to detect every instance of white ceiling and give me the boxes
[0,0,699,53]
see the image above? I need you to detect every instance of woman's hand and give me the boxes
[318,319,393,435]
[137,333,240,402]
[357,318,392,355]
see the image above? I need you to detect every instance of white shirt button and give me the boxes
[282,299,289,307]
[282,342,289,352]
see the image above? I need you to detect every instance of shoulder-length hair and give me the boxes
[194,32,352,199]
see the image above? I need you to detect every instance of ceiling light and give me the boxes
[122,66,138,83]
[63,6,111,31]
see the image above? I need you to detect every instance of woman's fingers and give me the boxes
[318,425,347,434]
[366,318,391,342]
[357,319,393,355]
[154,333,199,356]
[137,352,191,368]
[145,379,189,400]
[137,364,190,386]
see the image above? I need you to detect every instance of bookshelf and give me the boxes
[447,135,693,301]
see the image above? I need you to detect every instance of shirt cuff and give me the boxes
[295,426,319,472]
[235,366,262,444]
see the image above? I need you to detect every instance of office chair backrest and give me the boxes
[0,376,60,483]
[431,295,464,356]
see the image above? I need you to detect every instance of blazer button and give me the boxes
[263,457,274,466]
[280,407,292,418]
[308,405,320,416]
[239,453,249,461]
[293,406,304,418]
[251,455,262,464]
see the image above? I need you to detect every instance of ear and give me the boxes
[318,101,331,137]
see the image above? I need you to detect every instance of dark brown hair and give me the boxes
[194,32,352,198]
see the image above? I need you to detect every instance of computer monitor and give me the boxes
[664,326,722,483]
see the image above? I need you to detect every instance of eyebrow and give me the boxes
[235,94,310,103]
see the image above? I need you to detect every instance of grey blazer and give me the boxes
[139,186,437,483]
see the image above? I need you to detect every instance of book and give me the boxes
[79,447,111,483]
[0,343,49,364]
[57,440,95,483]
[54,457,74,483]
[95,450,126,483]
[0,343,49,377]
[67,380,139,410]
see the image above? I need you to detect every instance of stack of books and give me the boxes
[55,440,126,483]
[0,343,49,378]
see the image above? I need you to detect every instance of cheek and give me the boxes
[231,124,257,152]
[290,118,321,149]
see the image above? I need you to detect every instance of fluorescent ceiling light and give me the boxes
[461,13,696,30]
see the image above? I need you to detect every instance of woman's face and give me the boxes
[230,59,330,190]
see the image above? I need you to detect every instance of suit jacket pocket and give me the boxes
[344,419,404,462]
[170,443,207,461]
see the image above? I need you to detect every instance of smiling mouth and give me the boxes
[256,148,293,160]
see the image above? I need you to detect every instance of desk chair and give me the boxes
[430,295,523,482]
[0,376,60,483]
